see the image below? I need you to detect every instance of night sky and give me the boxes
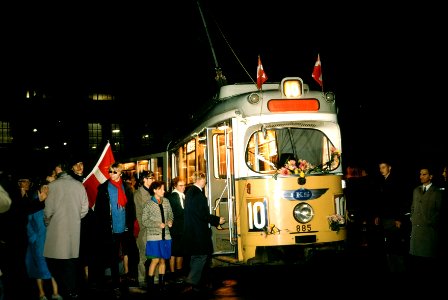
[3,1,447,178]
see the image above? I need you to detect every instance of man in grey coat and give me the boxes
[0,184,11,213]
[44,161,89,300]
[0,183,11,300]
[409,166,443,273]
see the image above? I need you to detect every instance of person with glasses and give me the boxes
[93,163,135,299]
[167,176,187,284]
[133,170,155,290]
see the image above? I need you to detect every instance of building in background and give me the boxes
[0,84,179,177]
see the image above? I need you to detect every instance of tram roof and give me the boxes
[218,82,311,100]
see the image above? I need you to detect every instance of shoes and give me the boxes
[67,293,79,300]
[127,276,139,287]
[112,287,122,299]
[40,296,48,300]
[129,286,147,294]
[51,295,63,300]
[138,280,146,289]
[176,276,185,284]
[180,283,201,294]
[180,284,193,294]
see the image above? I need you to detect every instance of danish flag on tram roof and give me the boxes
[312,53,323,87]
[83,141,115,208]
[257,55,268,90]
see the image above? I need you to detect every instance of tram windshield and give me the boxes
[246,128,340,174]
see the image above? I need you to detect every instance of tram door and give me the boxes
[205,127,235,256]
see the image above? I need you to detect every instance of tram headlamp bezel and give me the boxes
[247,93,260,104]
[293,202,314,223]
[325,91,335,103]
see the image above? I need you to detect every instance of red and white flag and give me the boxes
[257,55,268,90]
[312,53,323,87]
[83,142,115,208]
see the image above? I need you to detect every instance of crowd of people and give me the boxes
[344,159,448,273]
[0,154,446,299]
[0,158,225,300]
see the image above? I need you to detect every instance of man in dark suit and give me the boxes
[373,159,411,272]
[182,172,225,294]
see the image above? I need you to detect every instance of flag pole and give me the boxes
[258,54,262,91]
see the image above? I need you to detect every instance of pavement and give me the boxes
[84,276,244,299]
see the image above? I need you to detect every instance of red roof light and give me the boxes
[267,99,319,112]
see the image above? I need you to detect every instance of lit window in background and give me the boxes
[111,124,123,152]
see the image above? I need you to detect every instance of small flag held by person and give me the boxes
[257,55,268,90]
[312,53,323,88]
[83,141,115,208]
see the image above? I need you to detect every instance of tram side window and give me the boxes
[173,138,206,185]
[246,130,278,173]
[197,139,207,175]
[213,132,234,179]
[214,133,225,177]
[174,145,188,183]
[186,139,196,184]
[149,157,164,182]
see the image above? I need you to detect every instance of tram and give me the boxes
[128,77,346,265]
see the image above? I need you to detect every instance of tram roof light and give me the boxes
[267,99,320,112]
[281,77,303,98]
[247,93,260,104]
[325,91,336,103]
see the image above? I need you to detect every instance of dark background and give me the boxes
[2,1,447,181]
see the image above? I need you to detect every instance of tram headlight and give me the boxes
[247,93,260,104]
[293,202,314,223]
[325,91,335,103]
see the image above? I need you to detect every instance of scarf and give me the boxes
[174,190,185,209]
[109,178,127,208]
[151,195,162,204]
